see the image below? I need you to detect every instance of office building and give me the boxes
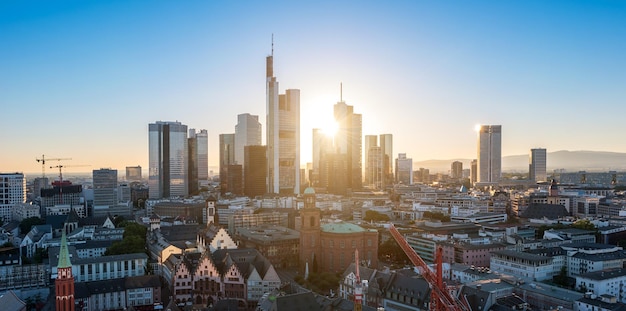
[396,153,413,185]
[93,169,117,207]
[0,173,26,223]
[235,114,262,166]
[333,99,362,193]
[380,134,393,188]
[188,129,208,194]
[244,145,267,198]
[148,121,189,199]
[266,45,300,195]
[311,128,333,187]
[367,146,383,189]
[451,161,463,179]
[125,166,142,181]
[219,133,236,195]
[529,148,547,182]
[470,159,478,184]
[364,135,378,186]
[477,125,502,185]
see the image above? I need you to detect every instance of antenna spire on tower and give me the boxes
[340,82,343,102]
[271,33,274,56]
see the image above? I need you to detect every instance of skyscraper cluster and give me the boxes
[148,121,208,199]
[363,134,393,190]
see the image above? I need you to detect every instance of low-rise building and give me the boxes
[75,275,161,311]
[235,225,300,269]
[576,268,626,302]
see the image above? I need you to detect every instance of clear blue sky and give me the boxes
[1,0,625,176]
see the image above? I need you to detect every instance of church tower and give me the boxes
[56,230,75,311]
[299,187,321,272]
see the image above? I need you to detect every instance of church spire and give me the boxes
[58,230,72,269]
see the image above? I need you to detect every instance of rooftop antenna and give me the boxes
[340,82,343,102]
[271,33,274,56]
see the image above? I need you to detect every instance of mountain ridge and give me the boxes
[413,150,626,173]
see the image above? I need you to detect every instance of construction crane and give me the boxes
[353,249,363,311]
[35,155,71,179]
[388,224,470,311]
[50,164,90,204]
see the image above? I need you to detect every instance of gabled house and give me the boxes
[19,224,52,258]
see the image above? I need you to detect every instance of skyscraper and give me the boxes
[529,148,547,182]
[235,113,262,165]
[333,99,362,192]
[311,128,333,187]
[451,161,463,179]
[364,135,378,187]
[219,133,235,195]
[188,129,209,194]
[244,145,267,198]
[266,43,300,195]
[148,121,188,199]
[93,168,117,206]
[0,173,26,223]
[477,125,502,185]
[380,134,393,188]
[125,166,142,181]
[395,153,413,185]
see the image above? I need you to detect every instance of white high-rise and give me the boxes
[0,173,26,223]
[266,43,300,195]
[235,113,262,166]
[477,125,502,185]
[529,148,547,182]
[148,121,188,199]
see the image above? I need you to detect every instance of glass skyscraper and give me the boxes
[149,121,188,199]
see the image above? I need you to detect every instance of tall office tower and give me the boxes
[93,168,118,206]
[451,161,463,179]
[367,146,383,189]
[125,166,142,181]
[333,99,362,193]
[188,129,209,194]
[244,145,267,198]
[379,134,393,188]
[148,121,189,199]
[266,45,300,195]
[235,114,262,165]
[311,128,333,187]
[0,173,26,223]
[470,159,478,184]
[219,133,236,195]
[476,125,502,185]
[364,135,378,186]
[529,148,547,182]
[396,153,413,185]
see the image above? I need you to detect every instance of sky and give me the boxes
[1,0,626,177]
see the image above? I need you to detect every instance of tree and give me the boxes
[19,217,44,234]
[572,219,596,231]
[379,238,409,264]
[105,222,147,256]
[363,210,390,222]
[422,211,450,222]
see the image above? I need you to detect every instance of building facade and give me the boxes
[396,153,413,185]
[529,148,547,182]
[477,125,502,185]
[219,133,236,195]
[0,173,26,223]
[244,145,267,198]
[235,113,262,166]
[93,168,117,207]
[148,121,189,199]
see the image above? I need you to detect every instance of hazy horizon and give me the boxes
[2,1,626,175]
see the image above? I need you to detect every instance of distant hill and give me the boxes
[413,150,626,173]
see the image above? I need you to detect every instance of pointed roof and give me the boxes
[58,230,72,268]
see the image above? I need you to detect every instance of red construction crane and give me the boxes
[353,249,363,311]
[35,155,71,179]
[388,224,470,311]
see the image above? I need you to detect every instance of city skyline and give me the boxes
[2,1,626,175]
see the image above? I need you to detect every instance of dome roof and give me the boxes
[304,187,315,195]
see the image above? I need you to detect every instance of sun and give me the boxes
[474,124,482,132]
[320,120,338,137]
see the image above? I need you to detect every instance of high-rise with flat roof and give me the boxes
[244,145,267,198]
[148,121,188,199]
[529,148,547,182]
[451,161,463,179]
[311,128,333,187]
[219,133,236,195]
[266,43,300,195]
[396,153,413,185]
[0,173,26,223]
[235,114,262,166]
[93,168,118,206]
[477,125,502,185]
[380,134,393,188]
[188,129,208,194]
[334,100,362,193]
[125,166,142,181]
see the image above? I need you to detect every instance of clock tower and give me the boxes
[56,230,75,311]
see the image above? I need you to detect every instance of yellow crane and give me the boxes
[35,155,71,179]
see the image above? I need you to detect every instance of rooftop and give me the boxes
[579,268,626,281]
[321,222,369,234]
